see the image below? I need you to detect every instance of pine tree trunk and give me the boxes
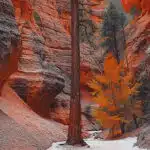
[66,0,85,145]
[121,26,129,69]
[120,122,125,134]
[113,25,120,63]
[133,114,139,128]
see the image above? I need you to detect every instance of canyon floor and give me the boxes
[48,138,146,150]
[0,84,148,150]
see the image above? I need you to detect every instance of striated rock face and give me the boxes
[125,14,150,149]
[126,14,150,116]
[126,14,150,72]
[49,0,105,125]
[136,125,150,149]
[56,0,106,31]
[30,0,71,73]
[9,0,66,117]
[9,0,105,122]
[0,0,20,92]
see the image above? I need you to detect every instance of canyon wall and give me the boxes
[0,0,150,147]
[9,0,68,117]
[8,0,105,126]
[125,13,150,149]
[0,0,20,92]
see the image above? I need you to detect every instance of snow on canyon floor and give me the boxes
[48,137,147,150]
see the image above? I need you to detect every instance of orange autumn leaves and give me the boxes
[121,0,150,14]
[86,53,140,131]
[121,0,141,13]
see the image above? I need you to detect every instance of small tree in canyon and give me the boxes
[67,0,85,145]
[88,53,140,137]
[101,3,127,63]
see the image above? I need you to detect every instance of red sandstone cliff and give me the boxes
[125,12,150,149]
[9,0,105,126]
[0,1,66,149]
[0,0,20,93]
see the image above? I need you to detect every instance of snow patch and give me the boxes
[48,137,147,150]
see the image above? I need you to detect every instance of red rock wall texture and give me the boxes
[125,14,150,73]
[10,0,67,117]
[0,0,20,93]
[121,0,150,15]
[8,0,105,121]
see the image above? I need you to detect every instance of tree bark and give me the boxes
[133,114,139,128]
[113,25,120,63]
[66,0,85,145]
[121,26,129,70]
[120,122,125,134]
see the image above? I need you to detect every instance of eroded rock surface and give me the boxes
[136,125,150,149]
[0,0,20,92]
[9,0,104,122]
[125,14,150,149]
[9,0,66,116]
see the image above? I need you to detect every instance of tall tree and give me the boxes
[101,3,125,63]
[67,0,85,145]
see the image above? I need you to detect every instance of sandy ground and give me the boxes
[0,84,67,150]
[0,110,41,150]
[48,138,146,150]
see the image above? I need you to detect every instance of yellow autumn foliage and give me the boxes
[88,53,141,136]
